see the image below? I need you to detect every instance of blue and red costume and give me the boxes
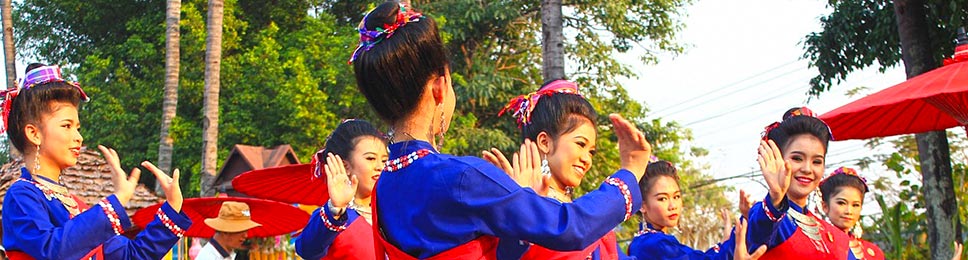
[745,194,853,260]
[2,168,191,260]
[626,223,733,260]
[372,140,642,259]
[295,205,375,260]
[519,230,634,260]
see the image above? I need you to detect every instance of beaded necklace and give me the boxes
[22,175,82,217]
[384,149,433,172]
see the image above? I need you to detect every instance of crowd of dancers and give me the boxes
[1,1,957,259]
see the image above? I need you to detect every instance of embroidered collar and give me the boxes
[18,168,81,217]
[635,223,663,236]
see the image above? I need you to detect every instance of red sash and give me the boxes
[520,231,619,260]
[7,245,104,260]
[759,212,850,260]
[371,181,499,260]
[321,216,375,260]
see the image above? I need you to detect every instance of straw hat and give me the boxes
[204,201,263,233]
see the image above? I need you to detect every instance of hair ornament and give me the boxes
[348,2,424,64]
[819,166,869,192]
[761,106,834,141]
[499,80,581,127]
[1,65,89,132]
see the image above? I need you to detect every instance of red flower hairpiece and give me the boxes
[499,80,581,127]
[762,107,834,141]
[819,166,869,192]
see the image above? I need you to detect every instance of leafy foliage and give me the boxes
[12,0,732,247]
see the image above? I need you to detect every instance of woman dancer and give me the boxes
[747,107,851,259]
[1,64,190,259]
[350,2,653,259]
[483,79,625,259]
[818,167,883,260]
[295,119,388,259]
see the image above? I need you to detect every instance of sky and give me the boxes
[618,0,914,215]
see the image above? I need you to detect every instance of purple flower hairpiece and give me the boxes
[347,2,424,64]
[1,65,89,132]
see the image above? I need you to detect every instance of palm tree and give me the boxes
[541,0,564,82]
[200,0,223,197]
[156,0,181,194]
[2,0,16,89]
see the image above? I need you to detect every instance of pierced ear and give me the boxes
[535,132,552,155]
[24,123,42,147]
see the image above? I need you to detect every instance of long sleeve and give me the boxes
[627,233,729,260]
[376,141,643,258]
[101,202,192,259]
[459,165,642,251]
[295,206,355,259]
[1,184,130,260]
[746,193,802,252]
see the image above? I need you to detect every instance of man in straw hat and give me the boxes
[197,202,262,260]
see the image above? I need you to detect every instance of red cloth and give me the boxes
[7,245,104,260]
[371,180,499,260]
[520,231,619,260]
[759,214,851,260]
[321,216,375,260]
[852,238,885,260]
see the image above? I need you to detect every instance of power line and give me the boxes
[650,60,803,117]
[683,83,809,127]
[657,66,808,119]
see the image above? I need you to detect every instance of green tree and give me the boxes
[803,1,967,259]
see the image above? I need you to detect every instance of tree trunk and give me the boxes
[200,0,223,198]
[2,0,15,90]
[156,0,181,195]
[541,0,564,82]
[894,1,959,259]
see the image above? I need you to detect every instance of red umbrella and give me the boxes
[232,163,329,206]
[820,41,968,140]
[132,197,310,238]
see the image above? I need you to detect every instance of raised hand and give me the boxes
[486,140,550,196]
[758,140,791,208]
[734,218,768,260]
[141,161,183,212]
[98,145,141,207]
[739,189,754,220]
[482,148,512,175]
[610,114,652,180]
[720,207,733,243]
[325,153,357,209]
[953,241,963,260]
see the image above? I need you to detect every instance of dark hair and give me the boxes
[5,63,85,153]
[520,80,598,142]
[638,160,680,197]
[765,107,832,154]
[819,172,868,203]
[322,120,388,160]
[353,1,449,125]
